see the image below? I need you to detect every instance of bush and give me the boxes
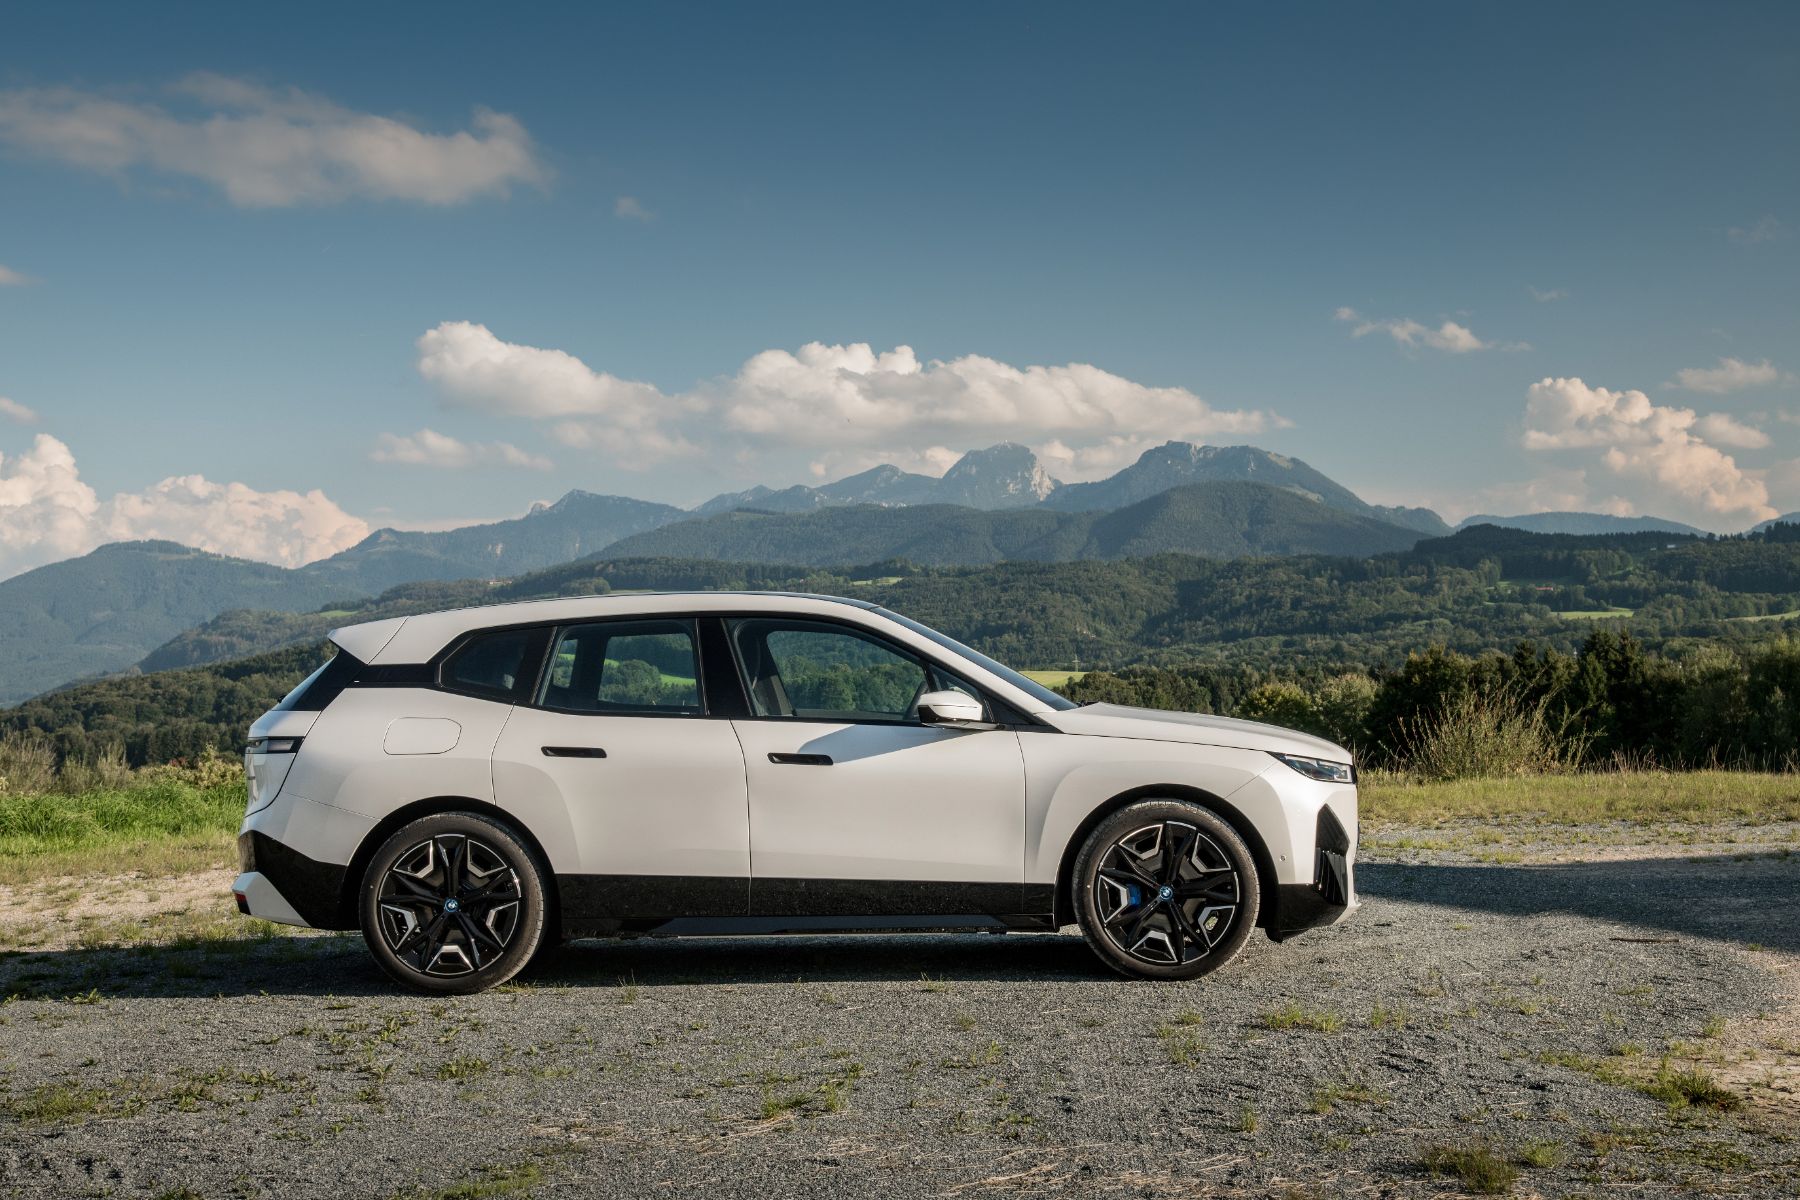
[1390,687,1583,781]
[0,730,57,796]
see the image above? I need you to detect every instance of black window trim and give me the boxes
[356,608,1045,728]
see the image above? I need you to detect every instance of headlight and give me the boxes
[1272,753,1355,784]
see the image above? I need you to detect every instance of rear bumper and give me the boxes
[234,831,352,930]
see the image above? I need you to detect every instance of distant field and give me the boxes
[1729,610,1800,623]
[1362,770,1800,826]
[1555,607,1634,620]
[1022,669,1087,688]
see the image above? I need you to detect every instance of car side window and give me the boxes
[441,629,533,700]
[539,620,701,714]
[728,618,982,723]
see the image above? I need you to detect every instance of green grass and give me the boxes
[1261,1002,1343,1032]
[1555,607,1634,620]
[1362,769,1800,825]
[1021,669,1087,688]
[0,780,243,883]
[1419,1140,1521,1194]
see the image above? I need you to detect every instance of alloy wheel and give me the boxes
[376,834,522,976]
[1093,820,1241,966]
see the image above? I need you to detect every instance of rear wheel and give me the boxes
[358,812,548,995]
[1072,799,1260,981]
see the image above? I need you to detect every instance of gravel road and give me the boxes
[1,835,1796,1199]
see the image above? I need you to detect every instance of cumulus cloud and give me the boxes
[1334,307,1507,353]
[0,264,34,286]
[0,435,99,577]
[371,428,552,471]
[1522,376,1775,521]
[0,74,547,207]
[0,433,368,579]
[415,323,1286,477]
[1728,216,1786,246]
[1669,356,1783,394]
[613,195,653,221]
[0,397,37,424]
[1692,412,1773,449]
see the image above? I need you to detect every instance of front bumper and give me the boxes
[1265,801,1357,941]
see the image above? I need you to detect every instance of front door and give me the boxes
[725,617,1027,916]
[492,617,750,921]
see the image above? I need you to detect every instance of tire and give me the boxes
[358,812,549,995]
[1072,799,1260,981]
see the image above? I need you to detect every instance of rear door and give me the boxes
[492,617,750,921]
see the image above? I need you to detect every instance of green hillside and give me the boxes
[0,542,351,707]
[17,525,1800,765]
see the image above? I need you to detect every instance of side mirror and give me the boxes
[917,689,988,727]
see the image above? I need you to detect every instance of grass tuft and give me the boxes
[1420,1139,1520,1194]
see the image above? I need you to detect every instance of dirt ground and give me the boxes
[0,822,1796,1199]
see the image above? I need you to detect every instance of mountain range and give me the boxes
[1456,512,1707,537]
[0,438,1716,704]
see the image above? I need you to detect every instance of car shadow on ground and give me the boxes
[1358,852,1800,953]
[2,852,1792,999]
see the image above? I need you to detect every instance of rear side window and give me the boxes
[540,620,701,714]
[441,629,533,700]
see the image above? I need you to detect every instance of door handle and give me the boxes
[768,752,832,766]
[542,746,607,758]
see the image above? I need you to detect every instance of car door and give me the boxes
[491,617,750,921]
[725,616,1027,916]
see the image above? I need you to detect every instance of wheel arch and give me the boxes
[1051,783,1278,929]
[333,795,559,930]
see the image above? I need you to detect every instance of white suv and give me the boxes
[234,593,1357,993]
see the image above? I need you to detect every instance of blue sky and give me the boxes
[0,1,1795,574]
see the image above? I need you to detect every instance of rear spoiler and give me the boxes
[327,616,408,665]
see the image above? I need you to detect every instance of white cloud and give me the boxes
[415,322,1287,479]
[1728,216,1786,246]
[371,428,552,471]
[0,435,100,577]
[0,264,34,286]
[1669,356,1782,394]
[1334,306,1507,353]
[1522,376,1775,522]
[0,433,368,579]
[614,195,653,221]
[1528,286,1567,303]
[0,74,547,207]
[1692,412,1772,449]
[0,397,37,424]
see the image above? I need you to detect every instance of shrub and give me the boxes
[0,730,57,796]
[1391,687,1583,781]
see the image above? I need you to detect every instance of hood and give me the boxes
[1043,703,1352,762]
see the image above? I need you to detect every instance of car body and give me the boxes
[233,592,1357,991]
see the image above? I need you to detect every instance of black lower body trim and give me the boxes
[557,874,1056,938]
[1265,882,1349,942]
[247,831,351,930]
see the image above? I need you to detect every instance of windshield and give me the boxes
[876,608,1079,711]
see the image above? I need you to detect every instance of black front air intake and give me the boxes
[1314,805,1351,908]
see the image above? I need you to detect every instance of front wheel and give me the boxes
[1072,800,1260,981]
[358,812,549,995]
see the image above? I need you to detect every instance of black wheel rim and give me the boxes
[376,834,522,976]
[1094,820,1240,966]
